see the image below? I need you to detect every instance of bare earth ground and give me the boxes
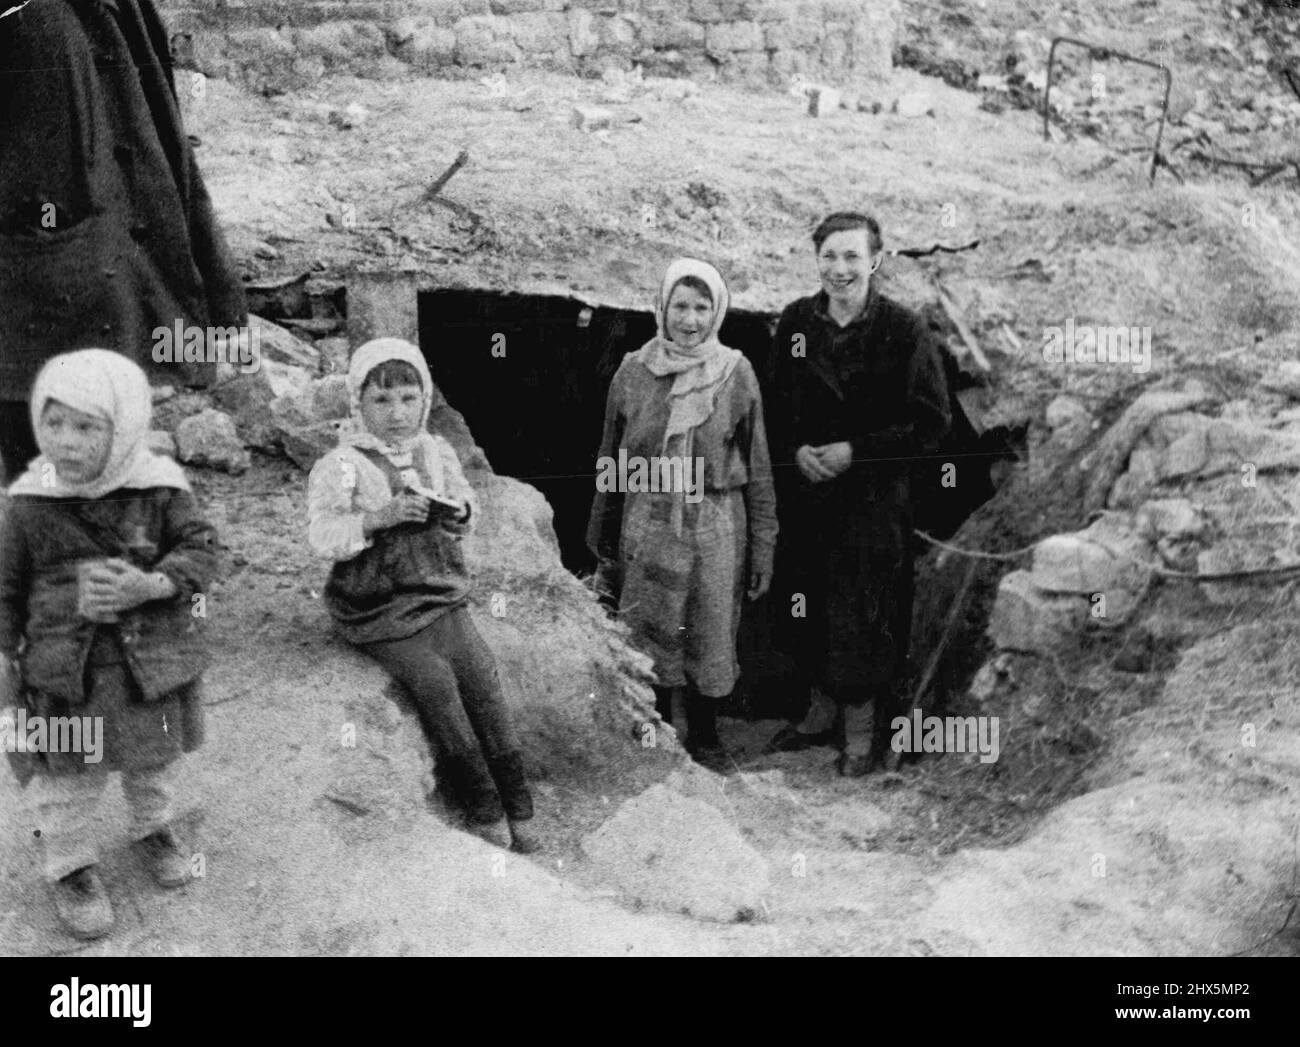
[3,0,1300,956]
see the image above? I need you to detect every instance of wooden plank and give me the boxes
[934,281,992,373]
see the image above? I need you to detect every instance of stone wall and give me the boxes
[159,0,897,92]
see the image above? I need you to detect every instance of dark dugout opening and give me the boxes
[419,289,1021,719]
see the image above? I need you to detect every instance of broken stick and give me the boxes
[887,557,980,772]
[935,282,992,373]
[422,149,470,203]
[894,238,982,259]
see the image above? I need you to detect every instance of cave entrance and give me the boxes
[418,288,778,572]
[418,287,1017,718]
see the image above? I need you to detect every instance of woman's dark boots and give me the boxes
[766,686,839,753]
[655,683,728,770]
[684,687,729,771]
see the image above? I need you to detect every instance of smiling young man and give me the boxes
[764,212,951,775]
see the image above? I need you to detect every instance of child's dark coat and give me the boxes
[0,487,218,781]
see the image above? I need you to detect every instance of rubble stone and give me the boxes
[312,376,352,421]
[893,92,935,117]
[988,570,1089,653]
[580,783,770,922]
[1153,413,1300,482]
[175,409,252,475]
[1260,361,1300,400]
[571,105,616,131]
[147,430,177,459]
[1136,499,1205,543]
[250,315,320,371]
[808,85,841,116]
[212,370,279,451]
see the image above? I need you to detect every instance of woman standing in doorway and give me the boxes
[587,259,777,769]
[764,212,951,775]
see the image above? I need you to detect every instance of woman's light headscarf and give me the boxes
[8,349,188,500]
[639,259,743,451]
[633,259,743,534]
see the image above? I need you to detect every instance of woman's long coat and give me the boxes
[0,0,247,399]
[764,285,951,701]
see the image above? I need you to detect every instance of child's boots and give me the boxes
[136,826,193,888]
[51,866,114,941]
[487,751,541,854]
[465,815,514,850]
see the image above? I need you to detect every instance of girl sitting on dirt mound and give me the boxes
[0,350,219,942]
[306,338,540,854]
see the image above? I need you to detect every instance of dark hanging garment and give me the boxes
[0,0,247,401]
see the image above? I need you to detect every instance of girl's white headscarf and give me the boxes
[339,337,434,464]
[8,349,189,500]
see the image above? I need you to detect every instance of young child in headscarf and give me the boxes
[0,349,219,941]
[306,338,540,853]
[586,259,778,769]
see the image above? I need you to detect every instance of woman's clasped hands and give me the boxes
[795,441,853,483]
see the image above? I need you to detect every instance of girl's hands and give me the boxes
[81,559,177,616]
[363,492,431,535]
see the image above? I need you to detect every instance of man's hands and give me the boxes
[795,441,854,483]
[363,492,432,535]
[80,559,177,618]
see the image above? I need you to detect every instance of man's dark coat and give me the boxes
[0,0,247,399]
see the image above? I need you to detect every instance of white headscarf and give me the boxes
[336,338,455,497]
[630,259,743,535]
[635,258,743,455]
[8,349,189,500]
[339,338,434,459]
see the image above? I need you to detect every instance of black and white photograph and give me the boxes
[0,0,1297,999]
